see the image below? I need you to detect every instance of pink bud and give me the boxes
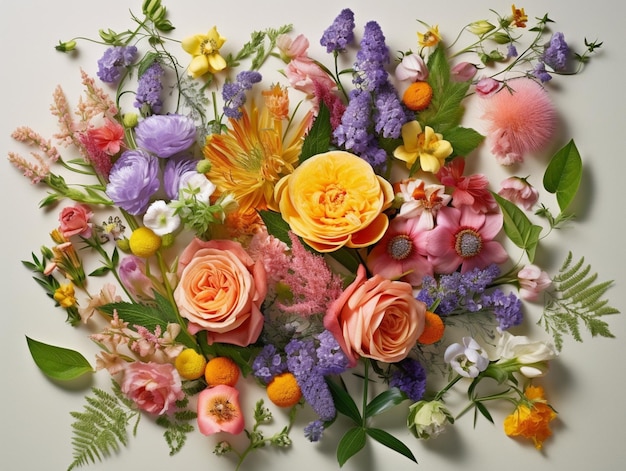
[475,77,502,97]
[451,62,478,82]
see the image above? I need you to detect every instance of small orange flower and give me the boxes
[262,84,290,121]
[511,4,528,28]
[504,385,557,449]
[204,356,241,387]
[402,81,433,111]
[266,372,302,407]
[417,311,445,345]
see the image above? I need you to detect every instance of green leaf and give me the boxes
[26,336,93,380]
[337,427,366,467]
[258,210,292,246]
[443,126,484,157]
[492,192,542,262]
[364,387,406,418]
[543,139,582,212]
[300,101,331,162]
[326,377,362,424]
[366,428,417,463]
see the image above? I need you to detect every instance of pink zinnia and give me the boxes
[437,157,497,213]
[426,205,508,274]
[481,77,557,165]
[366,216,433,286]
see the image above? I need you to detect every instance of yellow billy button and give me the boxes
[204,356,241,387]
[175,349,207,380]
[266,372,302,407]
[129,227,162,258]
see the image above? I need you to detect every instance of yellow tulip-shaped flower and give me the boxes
[182,26,227,78]
[394,121,453,174]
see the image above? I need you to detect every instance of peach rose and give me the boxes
[174,238,266,346]
[120,361,184,415]
[324,265,426,366]
[58,204,93,238]
[274,151,394,252]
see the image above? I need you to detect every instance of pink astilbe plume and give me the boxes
[50,85,77,146]
[8,126,60,183]
[278,232,344,316]
[77,69,118,122]
[481,78,557,165]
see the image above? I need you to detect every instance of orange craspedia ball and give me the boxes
[417,311,445,345]
[204,356,240,387]
[266,372,302,408]
[402,81,433,111]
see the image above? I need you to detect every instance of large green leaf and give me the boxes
[366,428,417,463]
[364,387,406,418]
[492,192,542,262]
[258,210,292,246]
[337,426,367,467]
[443,126,484,157]
[300,101,332,162]
[26,336,93,380]
[326,377,362,424]
[543,139,583,212]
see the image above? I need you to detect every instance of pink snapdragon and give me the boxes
[517,264,552,301]
[498,176,539,210]
[120,361,184,415]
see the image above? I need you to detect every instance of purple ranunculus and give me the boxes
[542,32,569,72]
[134,114,197,158]
[106,149,160,215]
[163,155,198,200]
[97,46,138,83]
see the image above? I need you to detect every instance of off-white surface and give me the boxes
[1,1,624,470]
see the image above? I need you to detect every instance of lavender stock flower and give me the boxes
[135,114,197,158]
[390,358,427,401]
[97,46,138,83]
[134,62,164,114]
[106,150,160,215]
[320,8,355,53]
[222,71,262,118]
[543,32,569,71]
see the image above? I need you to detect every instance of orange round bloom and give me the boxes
[274,151,394,252]
[266,372,302,407]
[204,356,240,387]
[504,385,557,449]
[402,82,433,111]
[417,311,445,345]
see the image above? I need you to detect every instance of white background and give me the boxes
[1,1,624,470]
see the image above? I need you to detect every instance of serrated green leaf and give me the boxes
[300,101,331,162]
[443,126,484,157]
[26,336,93,380]
[326,378,362,424]
[543,139,582,212]
[337,427,366,467]
[366,428,417,463]
[492,192,542,262]
[364,387,406,418]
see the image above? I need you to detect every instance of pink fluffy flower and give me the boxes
[518,264,552,302]
[197,385,245,435]
[426,205,508,274]
[120,361,184,415]
[437,158,497,213]
[366,216,433,286]
[481,78,557,165]
[498,176,539,210]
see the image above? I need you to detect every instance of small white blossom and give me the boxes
[444,336,489,378]
[143,200,181,236]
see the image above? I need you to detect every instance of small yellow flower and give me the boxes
[393,121,453,174]
[129,227,162,258]
[511,4,528,28]
[182,26,227,78]
[54,282,76,308]
[175,349,207,380]
[418,25,441,48]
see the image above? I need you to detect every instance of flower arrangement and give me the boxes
[6,1,620,470]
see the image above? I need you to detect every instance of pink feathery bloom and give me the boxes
[366,216,433,286]
[426,205,508,274]
[197,385,245,435]
[79,131,114,178]
[8,126,61,183]
[88,118,125,155]
[475,77,502,97]
[58,204,93,239]
[451,62,478,82]
[78,69,119,120]
[481,77,557,165]
[50,85,78,146]
[277,232,344,316]
[247,228,290,289]
[437,157,497,213]
[313,79,346,131]
[518,264,552,302]
[394,178,451,230]
[120,361,184,415]
[498,176,539,210]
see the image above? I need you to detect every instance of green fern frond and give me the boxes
[67,383,140,470]
[156,398,197,456]
[538,252,619,351]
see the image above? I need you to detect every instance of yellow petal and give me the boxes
[401,120,422,151]
[188,55,210,78]
[419,153,443,173]
[208,53,227,72]
[393,145,418,167]
[181,34,205,55]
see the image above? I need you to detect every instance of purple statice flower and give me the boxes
[482,290,523,331]
[390,358,427,401]
[97,46,138,83]
[252,344,288,384]
[222,71,262,119]
[542,32,569,72]
[163,155,198,200]
[135,114,197,158]
[353,21,390,92]
[304,420,325,442]
[315,330,349,375]
[286,339,336,421]
[532,62,552,83]
[320,9,355,53]
[333,90,372,153]
[134,62,164,114]
[373,85,409,139]
[106,150,160,215]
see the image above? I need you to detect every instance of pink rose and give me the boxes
[174,238,266,346]
[518,265,552,302]
[498,176,539,210]
[324,265,426,366]
[58,204,93,238]
[120,361,184,415]
[284,57,336,95]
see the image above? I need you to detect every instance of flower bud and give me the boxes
[55,40,77,52]
[196,159,212,174]
[407,400,453,439]
[123,113,139,128]
[468,20,495,36]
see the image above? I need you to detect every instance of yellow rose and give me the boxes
[274,151,394,252]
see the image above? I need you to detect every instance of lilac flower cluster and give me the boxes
[320,8,355,53]
[222,71,262,119]
[333,20,408,170]
[483,290,523,331]
[134,62,164,114]
[390,358,427,401]
[252,344,288,384]
[533,32,569,82]
[97,46,138,83]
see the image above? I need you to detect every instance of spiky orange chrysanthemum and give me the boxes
[203,102,312,215]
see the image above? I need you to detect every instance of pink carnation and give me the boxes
[481,78,557,165]
[58,204,93,238]
[498,176,539,210]
[120,361,184,415]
